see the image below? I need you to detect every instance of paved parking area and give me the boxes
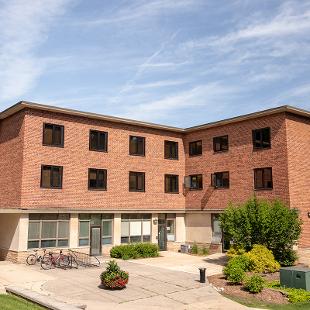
[0,253,255,310]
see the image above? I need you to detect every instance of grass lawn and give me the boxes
[224,294,310,309]
[0,294,45,310]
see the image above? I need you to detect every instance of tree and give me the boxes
[220,197,302,266]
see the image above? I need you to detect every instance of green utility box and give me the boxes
[280,266,310,291]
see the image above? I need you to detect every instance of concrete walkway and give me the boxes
[0,254,258,310]
[128,251,227,276]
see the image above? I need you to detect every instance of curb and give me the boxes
[5,285,86,310]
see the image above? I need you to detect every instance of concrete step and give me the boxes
[5,285,86,310]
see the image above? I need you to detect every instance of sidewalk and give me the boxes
[0,254,260,310]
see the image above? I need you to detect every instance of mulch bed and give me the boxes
[208,272,289,305]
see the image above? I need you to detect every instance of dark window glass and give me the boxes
[129,136,145,156]
[165,174,179,193]
[252,127,271,149]
[211,172,229,188]
[213,135,228,152]
[43,123,64,147]
[41,165,63,189]
[189,174,203,190]
[189,140,202,156]
[129,172,145,192]
[89,130,108,152]
[88,168,107,190]
[27,214,70,249]
[164,141,178,159]
[254,168,273,189]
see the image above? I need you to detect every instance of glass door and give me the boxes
[211,214,222,244]
[90,226,102,256]
[158,214,167,251]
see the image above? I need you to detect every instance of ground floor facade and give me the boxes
[0,211,223,263]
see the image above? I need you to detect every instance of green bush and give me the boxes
[245,245,280,273]
[110,243,159,260]
[227,245,246,259]
[286,288,310,303]
[223,255,250,284]
[199,246,209,256]
[244,274,265,293]
[220,198,301,266]
[191,242,198,254]
[277,248,298,267]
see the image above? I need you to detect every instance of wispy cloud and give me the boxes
[121,82,242,122]
[83,0,203,25]
[0,0,71,102]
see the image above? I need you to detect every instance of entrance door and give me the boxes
[90,226,102,256]
[211,214,222,244]
[158,214,167,251]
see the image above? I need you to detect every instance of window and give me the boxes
[129,172,145,192]
[167,214,176,241]
[121,214,151,243]
[78,214,113,246]
[254,167,273,189]
[129,136,145,156]
[211,171,229,188]
[189,140,202,156]
[165,174,179,193]
[252,127,271,149]
[89,130,108,152]
[28,214,70,249]
[41,165,63,189]
[189,174,203,190]
[213,135,228,152]
[164,141,178,160]
[88,168,107,190]
[43,123,64,147]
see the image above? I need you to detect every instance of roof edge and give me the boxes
[185,105,310,132]
[0,101,309,133]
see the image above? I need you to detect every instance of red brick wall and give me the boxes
[184,113,290,210]
[20,109,185,211]
[286,113,310,247]
[0,111,25,208]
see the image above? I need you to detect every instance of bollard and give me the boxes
[199,267,206,283]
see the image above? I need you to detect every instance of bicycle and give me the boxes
[41,250,78,270]
[26,249,47,265]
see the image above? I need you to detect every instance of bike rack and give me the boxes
[68,250,100,268]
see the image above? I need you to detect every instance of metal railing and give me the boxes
[68,250,100,268]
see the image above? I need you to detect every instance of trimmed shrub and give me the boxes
[110,243,159,260]
[220,198,301,266]
[245,245,280,273]
[244,275,265,293]
[223,255,250,284]
[100,260,129,289]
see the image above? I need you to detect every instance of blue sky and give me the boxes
[0,0,310,127]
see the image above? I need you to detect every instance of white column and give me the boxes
[113,213,121,245]
[69,214,79,249]
[175,213,186,243]
[16,214,29,251]
[151,213,158,243]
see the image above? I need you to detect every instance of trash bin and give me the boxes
[180,244,189,253]
[199,267,206,283]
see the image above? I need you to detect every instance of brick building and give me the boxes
[0,101,309,262]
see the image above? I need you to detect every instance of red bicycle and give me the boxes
[41,250,77,270]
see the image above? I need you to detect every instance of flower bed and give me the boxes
[100,260,129,290]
